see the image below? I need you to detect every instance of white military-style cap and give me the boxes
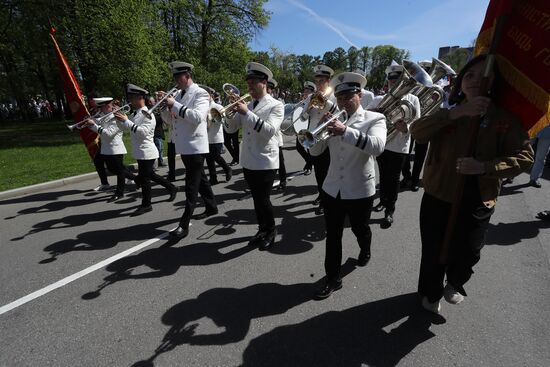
[93,97,113,106]
[385,60,404,79]
[126,83,148,95]
[169,61,194,75]
[267,78,278,89]
[330,72,367,97]
[245,62,273,80]
[313,64,335,78]
[303,81,316,92]
[199,84,215,95]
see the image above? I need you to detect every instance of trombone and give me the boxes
[66,112,101,131]
[210,83,251,123]
[297,109,348,149]
[142,85,179,119]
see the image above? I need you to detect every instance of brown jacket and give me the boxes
[411,106,533,208]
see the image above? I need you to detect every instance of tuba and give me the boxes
[210,83,252,123]
[412,58,456,117]
[297,109,348,149]
[371,60,432,142]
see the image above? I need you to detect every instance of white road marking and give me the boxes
[0,232,170,316]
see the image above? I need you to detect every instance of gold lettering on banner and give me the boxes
[517,2,550,31]
[507,26,533,51]
[535,48,550,66]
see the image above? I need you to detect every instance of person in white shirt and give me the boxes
[309,72,386,300]
[225,62,284,251]
[163,62,219,239]
[203,85,232,185]
[296,81,316,175]
[115,84,177,216]
[268,78,287,191]
[86,97,137,202]
[372,63,421,229]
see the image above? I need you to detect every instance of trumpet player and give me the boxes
[163,61,218,240]
[225,62,284,251]
[310,72,386,300]
[85,97,137,202]
[203,85,232,186]
[115,84,177,216]
[372,62,421,229]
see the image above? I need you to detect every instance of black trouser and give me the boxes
[137,159,174,207]
[179,154,217,229]
[104,154,137,196]
[296,138,312,170]
[402,139,428,184]
[321,190,374,281]
[243,168,276,233]
[94,152,109,185]
[167,142,176,178]
[312,148,330,201]
[278,147,287,183]
[206,143,231,182]
[223,130,240,163]
[377,150,407,214]
[418,189,492,302]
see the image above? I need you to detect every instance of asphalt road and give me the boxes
[1,138,549,367]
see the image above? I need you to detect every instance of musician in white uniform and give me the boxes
[163,61,218,239]
[268,78,287,191]
[354,68,375,109]
[296,81,316,175]
[372,63,421,228]
[115,84,177,216]
[86,97,137,202]
[225,62,284,250]
[310,72,386,299]
[309,65,338,215]
[203,85,232,185]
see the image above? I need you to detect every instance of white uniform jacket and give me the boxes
[309,106,386,199]
[207,101,225,144]
[360,89,375,110]
[91,112,127,155]
[225,93,284,170]
[368,93,420,154]
[117,106,159,160]
[169,82,210,155]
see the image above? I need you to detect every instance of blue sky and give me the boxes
[250,0,490,61]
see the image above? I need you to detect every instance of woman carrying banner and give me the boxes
[410,55,533,314]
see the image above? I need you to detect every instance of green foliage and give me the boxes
[441,48,471,74]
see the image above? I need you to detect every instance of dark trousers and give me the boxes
[104,154,137,196]
[312,148,330,200]
[296,138,312,170]
[137,159,174,207]
[402,140,428,184]
[377,150,407,214]
[278,147,287,182]
[167,142,176,178]
[223,130,240,163]
[243,168,276,233]
[206,143,231,182]
[94,152,109,185]
[418,191,492,302]
[179,154,217,228]
[321,190,374,281]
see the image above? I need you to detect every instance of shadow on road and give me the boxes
[486,218,550,246]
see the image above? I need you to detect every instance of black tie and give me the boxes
[252,100,259,109]
[180,89,186,99]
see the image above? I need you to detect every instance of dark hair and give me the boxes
[448,54,502,105]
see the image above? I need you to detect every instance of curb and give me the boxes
[0,172,98,200]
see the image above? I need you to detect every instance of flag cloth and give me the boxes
[475,0,550,137]
[49,27,99,159]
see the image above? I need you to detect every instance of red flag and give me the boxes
[49,28,99,159]
[475,0,550,137]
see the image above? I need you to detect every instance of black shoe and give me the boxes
[314,279,343,300]
[502,177,514,185]
[225,168,232,182]
[400,178,411,189]
[381,213,393,229]
[192,209,219,220]
[315,205,324,215]
[357,250,371,267]
[411,182,420,192]
[248,231,267,247]
[303,168,312,176]
[168,186,178,202]
[529,180,542,188]
[169,226,189,239]
[258,230,276,251]
[132,205,152,216]
[229,160,239,166]
[107,194,123,203]
[312,196,321,206]
[373,202,385,212]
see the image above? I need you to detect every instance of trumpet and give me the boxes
[280,88,334,136]
[100,103,131,123]
[66,112,101,131]
[297,109,348,149]
[210,83,251,123]
[142,86,179,119]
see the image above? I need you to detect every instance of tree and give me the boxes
[441,48,471,74]
[366,45,410,91]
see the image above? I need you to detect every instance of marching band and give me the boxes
[73,56,533,313]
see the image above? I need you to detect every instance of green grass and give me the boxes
[0,119,165,191]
